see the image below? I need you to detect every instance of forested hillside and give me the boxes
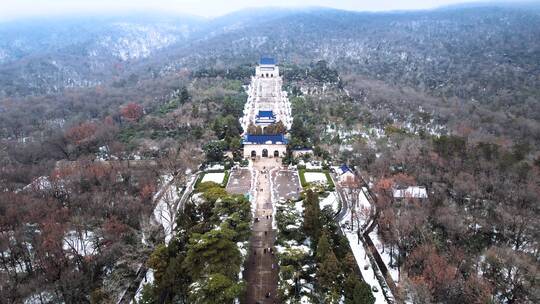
[2,4,540,120]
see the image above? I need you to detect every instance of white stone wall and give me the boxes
[338,171,356,183]
[243,144,287,158]
[256,65,280,78]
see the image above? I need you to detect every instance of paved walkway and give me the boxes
[244,158,280,304]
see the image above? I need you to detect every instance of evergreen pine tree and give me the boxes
[147,244,169,285]
[317,249,340,294]
[316,232,331,263]
[189,273,244,304]
[344,275,375,304]
[179,87,190,104]
[137,284,157,304]
[303,189,321,244]
[184,225,241,280]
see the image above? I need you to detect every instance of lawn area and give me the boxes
[195,170,230,188]
[304,172,327,184]
[298,168,334,190]
[201,172,225,184]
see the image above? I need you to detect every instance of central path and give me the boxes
[244,158,280,304]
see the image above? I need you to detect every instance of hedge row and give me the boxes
[298,168,335,191]
[194,170,230,189]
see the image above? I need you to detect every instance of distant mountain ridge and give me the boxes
[1,3,539,116]
[0,14,204,95]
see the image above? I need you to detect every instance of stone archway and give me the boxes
[251,150,256,158]
[262,149,268,157]
[274,150,279,157]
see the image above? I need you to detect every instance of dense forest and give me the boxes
[283,61,539,303]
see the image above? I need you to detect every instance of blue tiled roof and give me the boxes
[244,134,288,145]
[257,110,275,118]
[340,164,351,173]
[260,57,276,65]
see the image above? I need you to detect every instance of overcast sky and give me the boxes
[0,0,500,21]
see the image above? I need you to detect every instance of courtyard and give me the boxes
[272,169,301,201]
[226,168,252,195]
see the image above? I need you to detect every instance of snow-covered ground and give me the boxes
[269,167,279,229]
[370,228,400,283]
[249,161,259,218]
[201,172,225,184]
[99,23,184,61]
[358,189,400,283]
[304,172,328,184]
[339,188,394,304]
[305,162,322,170]
[393,186,428,199]
[23,291,55,304]
[340,226,390,304]
[152,173,192,245]
[294,200,304,215]
[153,183,181,244]
[357,188,372,220]
[275,240,311,255]
[206,164,225,171]
[24,176,52,191]
[319,192,339,213]
[153,174,174,199]
[131,268,154,304]
[63,230,98,256]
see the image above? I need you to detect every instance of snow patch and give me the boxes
[304,172,327,184]
[369,228,400,283]
[131,268,155,304]
[201,172,225,184]
[340,227,390,304]
[63,230,98,256]
[153,175,181,244]
[319,192,339,213]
